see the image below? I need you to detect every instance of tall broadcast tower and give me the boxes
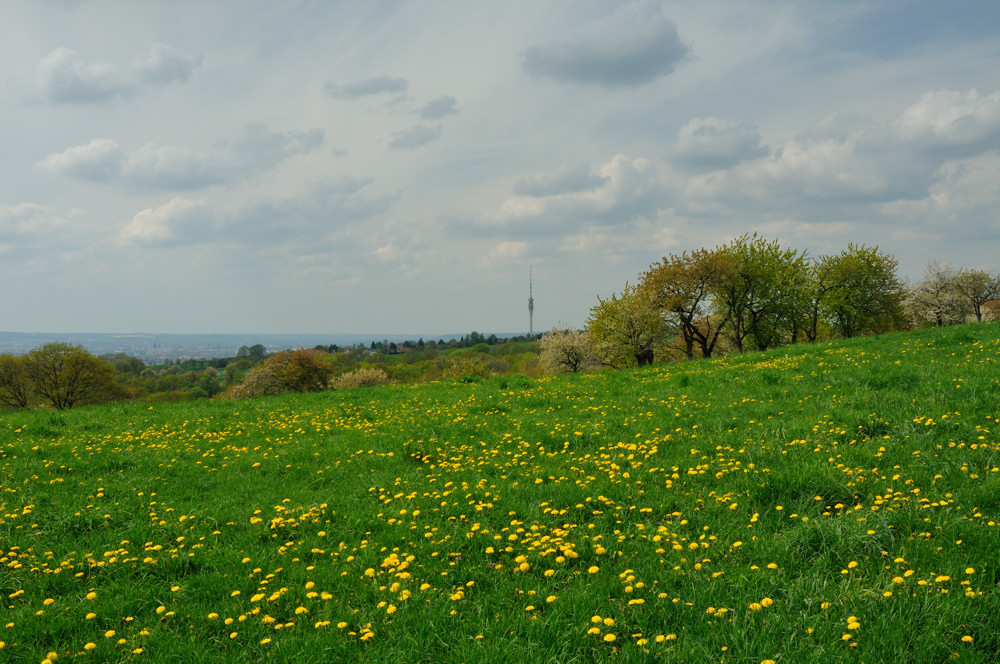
[528,267,534,338]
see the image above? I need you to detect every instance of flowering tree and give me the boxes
[539,326,597,374]
[906,262,971,327]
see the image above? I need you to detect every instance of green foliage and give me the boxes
[642,248,729,359]
[586,282,666,368]
[814,244,907,338]
[713,233,809,352]
[0,353,31,408]
[23,342,118,409]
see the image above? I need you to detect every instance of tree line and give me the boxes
[0,335,545,410]
[541,235,999,373]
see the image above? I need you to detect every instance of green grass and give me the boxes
[2,323,1000,662]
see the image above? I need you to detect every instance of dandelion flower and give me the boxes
[104,630,116,638]
[604,633,616,642]
[588,566,600,574]
[84,643,96,651]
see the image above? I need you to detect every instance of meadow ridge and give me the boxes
[2,323,999,663]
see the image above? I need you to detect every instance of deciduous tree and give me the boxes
[953,268,1000,322]
[642,248,729,359]
[907,262,971,327]
[713,234,808,352]
[24,342,117,409]
[817,245,906,338]
[587,283,665,368]
[0,354,31,409]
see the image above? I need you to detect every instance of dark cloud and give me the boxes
[522,2,688,87]
[419,96,459,119]
[684,89,1000,215]
[672,117,769,170]
[454,155,668,239]
[512,163,608,197]
[324,75,408,98]
[30,44,200,104]
[388,124,441,150]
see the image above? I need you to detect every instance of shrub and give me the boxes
[228,350,333,400]
[442,355,496,381]
[332,367,391,390]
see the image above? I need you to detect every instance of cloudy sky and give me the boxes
[2,1,998,335]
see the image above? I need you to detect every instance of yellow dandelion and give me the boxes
[84,643,96,651]
[603,633,616,642]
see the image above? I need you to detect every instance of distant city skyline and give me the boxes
[2,1,998,334]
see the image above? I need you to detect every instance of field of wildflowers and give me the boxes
[1,323,999,663]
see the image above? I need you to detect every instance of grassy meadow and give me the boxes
[2,323,999,663]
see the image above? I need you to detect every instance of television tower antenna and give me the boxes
[528,266,534,338]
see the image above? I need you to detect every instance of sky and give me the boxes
[2,0,999,335]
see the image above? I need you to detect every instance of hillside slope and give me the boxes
[1,324,999,662]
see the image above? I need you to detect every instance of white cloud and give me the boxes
[30,44,200,104]
[0,202,69,236]
[119,176,395,250]
[120,197,211,247]
[890,89,1000,153]
[37,138,125,182]
[39,124,324,190]
[882,150,1000,233]
[522,1,688,87]
[478,155,668,236]
[488,240,527,260]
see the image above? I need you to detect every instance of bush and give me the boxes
[332,367,391,390]
[228,350,333,400]
[442,355,496,381]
